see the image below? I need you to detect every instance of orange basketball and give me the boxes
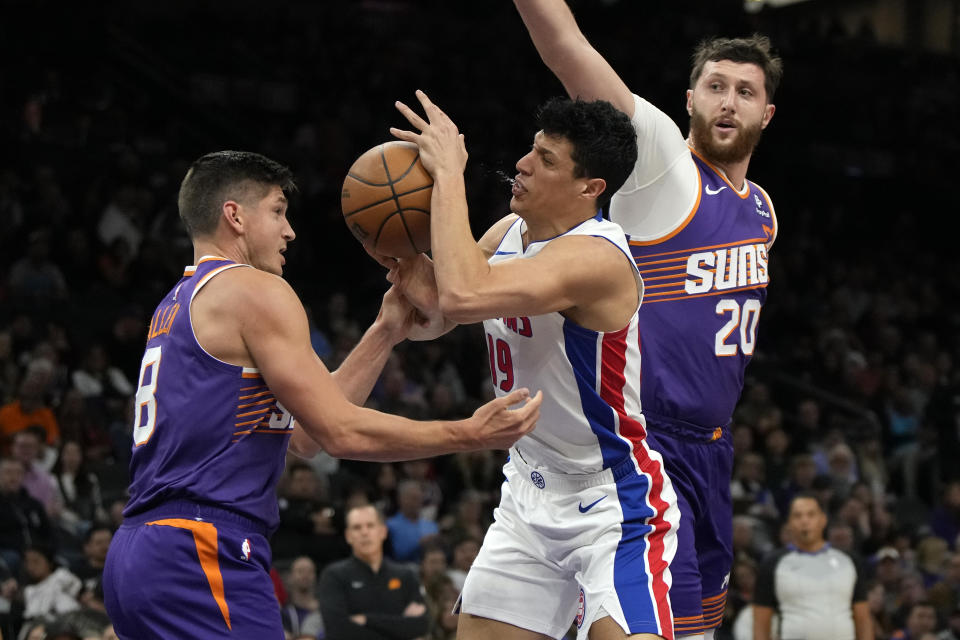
[341,141,432,258]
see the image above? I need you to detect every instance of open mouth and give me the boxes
[512,177,526,196]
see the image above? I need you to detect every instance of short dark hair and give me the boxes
[177,150,297,238]
[789,491,826,513]
[535,97,638,212]
[690,34,783,101]
[345,502,385,524]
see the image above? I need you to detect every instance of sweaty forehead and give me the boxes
[533,131,572,159]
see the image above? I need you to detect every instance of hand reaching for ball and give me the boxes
[391,90,468,180]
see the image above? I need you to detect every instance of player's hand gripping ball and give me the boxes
[341,141,432,259]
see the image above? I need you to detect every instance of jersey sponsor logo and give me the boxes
[499,316,532,337]
[578,496,607,513]
[351,581,364,589]
[576,587,586,628]
[684,243,769,295]
[530,471,545,489]
[754,193,770,218]
[704,184,727,195]
[388,578,402,590]
[147,303,181,340]
[241,538,252,561]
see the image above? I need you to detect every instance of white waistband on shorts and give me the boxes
[509,447,635,493]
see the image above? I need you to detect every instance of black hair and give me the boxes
[177,150,297,238]
[535,97,638,212]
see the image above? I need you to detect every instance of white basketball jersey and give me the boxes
[482,214,645,474]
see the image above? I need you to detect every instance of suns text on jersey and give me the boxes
[684,243,769,294]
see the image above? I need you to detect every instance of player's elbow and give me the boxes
[437,289,484,324]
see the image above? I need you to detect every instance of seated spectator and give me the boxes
[424,573,459,640]
[11,430,61,517]
[446,536,480,593]
[272,462,347,570]
[6,229,67,305]
[386,480,439,564]
[419,542,448,587]
[930,481,960,550]
[22,545,81,622]
[0,371,60,447]
[69,345,133,417]
[319,504,428,640]
[891,601,938,640]
[53,442,107,538]
[0,457,54,576]
[281,556,324,640]
[927,554,960,620]
[69,527,111,597]
[438,489,489,544]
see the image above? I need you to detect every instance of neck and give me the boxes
[522,210,595,245]
[192,238,243,265]
[687,138,752,191]
[794,540,827,554]
[356,552,383,572]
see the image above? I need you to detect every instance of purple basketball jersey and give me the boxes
[124,257,294,532]
[630,150,774,434]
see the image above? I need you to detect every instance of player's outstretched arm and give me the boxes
[513,0,634,116]
[234,269,542,461]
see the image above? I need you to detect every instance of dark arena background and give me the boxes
[1,1,958,639]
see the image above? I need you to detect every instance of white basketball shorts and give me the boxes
[458,449,679,639]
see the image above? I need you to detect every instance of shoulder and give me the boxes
[759,546,793,570]
[320,557,354,577]
[199,267,304,324]
[478,214,521,256]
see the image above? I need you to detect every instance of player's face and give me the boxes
[787,497,827,549]
[511,132,592,220]
[345,505,387,559]
[687,60,776,165]
[242,185,295,276]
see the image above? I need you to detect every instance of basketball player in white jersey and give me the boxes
[384,89,680,640]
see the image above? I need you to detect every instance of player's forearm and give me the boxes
[429,174,491,323]
[513,0,584,72]
[331,321,397,405]
[314,406,471,462]
[365,612,430,639]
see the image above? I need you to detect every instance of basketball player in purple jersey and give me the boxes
[514,3,782,639]
[101,151,542,640]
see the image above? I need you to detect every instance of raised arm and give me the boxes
[513,0,634,116]
[227,269,540,461]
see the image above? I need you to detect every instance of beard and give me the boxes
[689,107,763,165]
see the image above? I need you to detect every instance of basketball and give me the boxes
[341,140,433,259]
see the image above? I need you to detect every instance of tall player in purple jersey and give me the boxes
[101,151,542,640]
[515,3,783,639]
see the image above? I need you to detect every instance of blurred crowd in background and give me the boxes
[1,1,958,639]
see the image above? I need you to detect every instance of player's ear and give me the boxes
[222,201,244,234]
[761,103,776,129]
[686,89,693,116]
[582,177,606,202]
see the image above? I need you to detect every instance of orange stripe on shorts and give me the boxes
[147,518,231,630]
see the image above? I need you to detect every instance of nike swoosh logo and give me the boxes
[578,496,607,513]
[705,185,727,195]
